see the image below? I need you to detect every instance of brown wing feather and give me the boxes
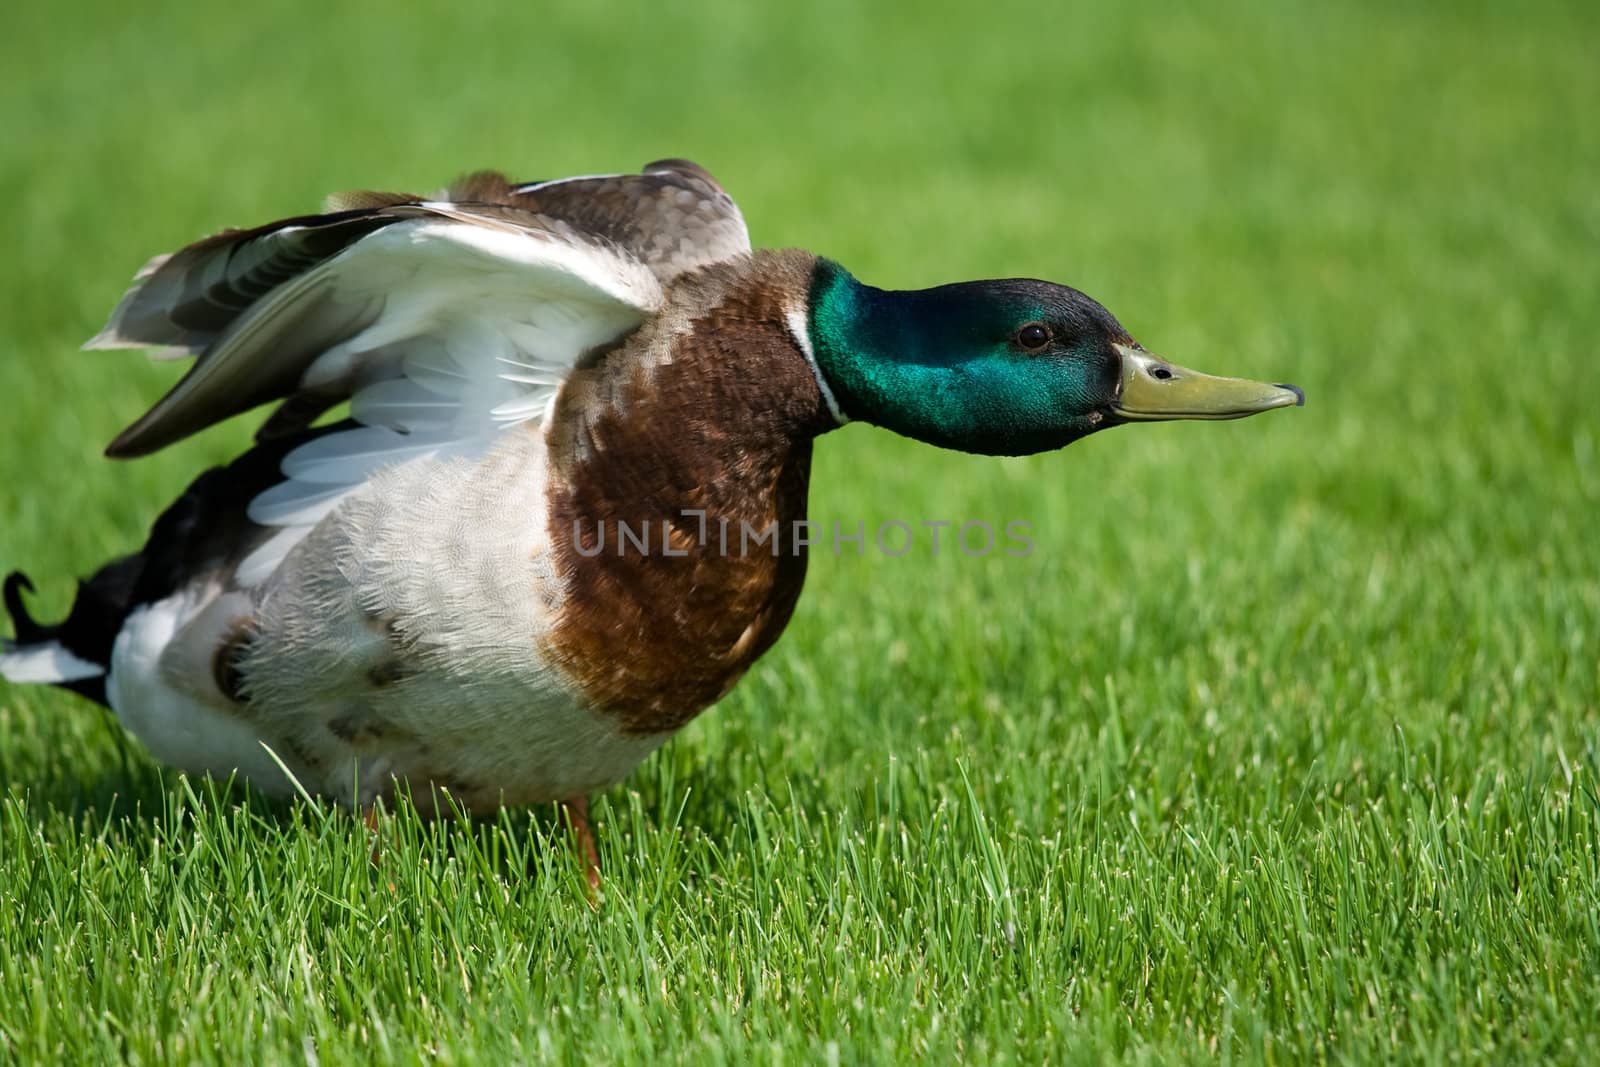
[443,171,519,203]
[436,161,749,281]
[322,190,422,212]
[507,159,750,281]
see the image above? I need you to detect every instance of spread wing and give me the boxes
[85,159,750,585]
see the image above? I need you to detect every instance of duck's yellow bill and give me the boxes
[1112,344,1304,421]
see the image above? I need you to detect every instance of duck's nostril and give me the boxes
[1150,366,1174,381]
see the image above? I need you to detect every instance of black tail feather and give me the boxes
[4,559,144,706]
[4,571,48,644]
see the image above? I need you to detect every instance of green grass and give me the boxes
[3,0,1598,1061]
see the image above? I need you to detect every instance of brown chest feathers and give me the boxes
[541,250,837,734]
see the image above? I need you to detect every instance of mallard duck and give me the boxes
[1,159,1301,876]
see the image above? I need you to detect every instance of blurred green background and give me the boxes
[2,0,1597,1062]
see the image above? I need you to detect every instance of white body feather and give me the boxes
[107,429,670,807]
[109,591,318,791]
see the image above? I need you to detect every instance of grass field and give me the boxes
[3,0,1598,1061]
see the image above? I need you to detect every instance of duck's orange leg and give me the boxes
[561,795,602,893]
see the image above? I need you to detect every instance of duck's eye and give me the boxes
[1016,323,1051,350]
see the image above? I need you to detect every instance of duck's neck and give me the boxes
[805,259,975,448]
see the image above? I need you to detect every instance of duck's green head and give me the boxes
[806,260,1302,456]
